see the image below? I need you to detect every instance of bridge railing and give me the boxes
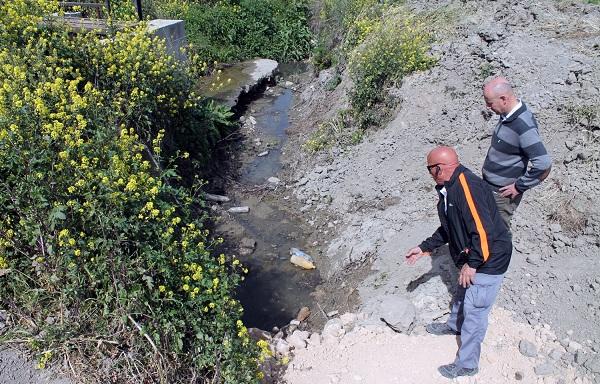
[57,0,143,21]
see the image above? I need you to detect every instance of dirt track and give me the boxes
[282,0,600,382]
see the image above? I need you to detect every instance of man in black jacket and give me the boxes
[405,146,512,379]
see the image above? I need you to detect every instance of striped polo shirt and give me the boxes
[482,102,551,193]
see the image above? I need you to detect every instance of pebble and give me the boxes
[534,361,554,376]
[228,206,250,213]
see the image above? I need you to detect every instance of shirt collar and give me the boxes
[502,99,522,121]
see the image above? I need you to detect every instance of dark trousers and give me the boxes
[485,181,523,230]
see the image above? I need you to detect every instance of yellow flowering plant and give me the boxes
[0,1,259,382]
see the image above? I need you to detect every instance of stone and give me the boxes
[296,307,310,322]
[322,318,345,340]
[534,361,554,376]
[318,68,336,85]
[275,339,291,355]
[257,150,269,157]
[549,223,562,233]
[308,332,321,346]
[575,350,589,364]
[287,330,309,350]
[519,339,538,357]
[515,371,525,380]
[327,310,339,318]
[549,348,564,361]
[248,328,272,342]
[240,237,256,250]
[340,312,357,326]
[228,206,250,213]
[267,176,280,184]
[364,295,416,334]
[568,340,583,352]
[584,355,600,374]
[204,193,230,203]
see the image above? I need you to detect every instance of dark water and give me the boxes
[227,65,320,330]
[238,89,292,185]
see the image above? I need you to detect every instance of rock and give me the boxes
[257,150,269,157]
[248,328,272,342]
[228,206,250,213]
[364,295,416,334]
[326,310,339,318]
[287,330,309,350]
[239,238,256,256]
[575,350,589,364]
[322,319,345,340]
[566,72,578,85]
[568,340,583,352]
[297,177,308,186]
[534,361,554,376]
[515,371,525,381]
[549,348,564,361]
[584,355,600,374]
[340,312,357,326]
[248,116,257,125]
[240,237,256,250]
[204,193,230,203]
[308,332,321,346]
[289,319,301,326]
[296,307,310,322]
[275,339,291,355]
[318,68,335,85]
[289,248,316,269]
[519,339,538,357]
[267,176,280,184]
[549,223,562,233]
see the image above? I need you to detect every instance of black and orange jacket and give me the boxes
[419,165,512,275]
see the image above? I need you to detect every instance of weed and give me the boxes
[548,199,587,235]
[479,62,496,80]
[564,102,600,130]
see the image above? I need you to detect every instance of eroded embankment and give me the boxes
[280,0,600,383]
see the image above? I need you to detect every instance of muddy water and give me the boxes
[218,70,320,330]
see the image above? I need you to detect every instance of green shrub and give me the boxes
[146,0,313,63]
[306,2,436,151]
[0,1,259,382]
[348,10,436,118]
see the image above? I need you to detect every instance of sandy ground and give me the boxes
[283,308,587,384]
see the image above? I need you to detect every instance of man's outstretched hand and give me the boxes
[404,246,431,265]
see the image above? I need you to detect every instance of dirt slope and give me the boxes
[282,0,600,382]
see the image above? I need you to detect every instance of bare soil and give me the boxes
[280,0,600,382]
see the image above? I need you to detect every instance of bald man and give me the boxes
[482,77,551,229]
[405,146,512,379]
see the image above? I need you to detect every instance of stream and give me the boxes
[211,63,321,330]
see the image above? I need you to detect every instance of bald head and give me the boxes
[427,146,459,165]
[483,77,515,98]
[483,77,518,115]
[426,146,460,185]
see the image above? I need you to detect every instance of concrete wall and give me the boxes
[147,19,187,62]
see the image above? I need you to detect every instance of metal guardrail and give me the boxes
[58,0,143,21]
